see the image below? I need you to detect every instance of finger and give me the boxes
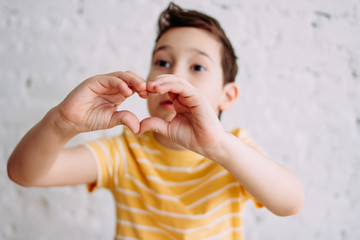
[109,110,140,133]
[147,76,202,108]
[139,117,168,136]
[107,71,148,98]
[90,75,134,98]
[147,75,194,96]
[126,71,149,99]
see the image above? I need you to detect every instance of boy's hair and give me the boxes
[156,2,238,85]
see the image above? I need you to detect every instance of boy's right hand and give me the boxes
[56,71,148,135]
[8,71,148,187]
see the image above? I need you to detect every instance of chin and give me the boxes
[149,104,177,122]
[157,112,176,122]
[163,114,176,122]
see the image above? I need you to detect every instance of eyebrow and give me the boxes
[153,45,214,62]
[152,45,169,56]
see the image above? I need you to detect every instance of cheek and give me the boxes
[147,94,162,116]
[146,66,158,81]
[208,90,223,107]
[198,83,224,108]
[147,95,156,110]
[147,66,166,82]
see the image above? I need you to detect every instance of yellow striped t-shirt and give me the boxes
[84,127,263,240]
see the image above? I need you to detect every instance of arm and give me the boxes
[207,132,304,216]
[7,108,97,187]
[140,74,304,216]
[7,71,148,187]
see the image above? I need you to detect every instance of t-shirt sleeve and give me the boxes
[232,128,267,208]
[240,185,264,208]
[82,136,121,192]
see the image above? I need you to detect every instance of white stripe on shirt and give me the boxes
[125,173,179,202]
[146,198,243,220]
[157,212,242,234]
[137,158,212,173]
[129,143,161,154]
[187,182,239,209]
[176,171,228,198]
[98,141,113,179]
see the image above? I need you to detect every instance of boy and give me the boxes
[7,3,304,240]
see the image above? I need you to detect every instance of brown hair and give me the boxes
[156,2,238,85]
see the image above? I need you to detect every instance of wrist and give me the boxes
[45,107,79,142]
[202,131,236,164]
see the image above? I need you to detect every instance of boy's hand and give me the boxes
[56,71,148,135]
[140,74,225,156]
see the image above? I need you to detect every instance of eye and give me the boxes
[155,60,171,68]
[191,64,206,72]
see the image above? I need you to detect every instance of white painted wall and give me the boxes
[1,0,359,239]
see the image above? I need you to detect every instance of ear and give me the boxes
[219,82,239,111]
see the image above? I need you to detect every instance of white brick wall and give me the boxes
[1,0,359,239]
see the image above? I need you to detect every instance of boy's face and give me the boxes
[147,27,225,121]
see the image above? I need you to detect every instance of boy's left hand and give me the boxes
[140,75,305,217]
[140,74,226,156]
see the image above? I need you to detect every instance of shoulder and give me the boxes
[229,128,254,144]
[230,127,268,156]
[229,127,248,138]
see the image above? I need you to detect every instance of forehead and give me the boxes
[155,27,222,60]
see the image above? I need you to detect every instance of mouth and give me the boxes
[160,99,174,108]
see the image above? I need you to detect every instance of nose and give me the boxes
[170,63,186,79]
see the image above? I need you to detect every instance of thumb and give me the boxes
[139,117,169,136]
[110,110,140,133]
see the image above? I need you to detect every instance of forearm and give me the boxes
[206,132,304,216]
[7,72,147,186]
[7,107,77,186]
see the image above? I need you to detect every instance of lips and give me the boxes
[160,99,174,109]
